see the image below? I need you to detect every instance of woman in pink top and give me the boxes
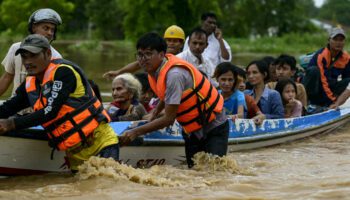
[275,78,303,118]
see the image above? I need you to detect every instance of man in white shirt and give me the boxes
[183,12,232,67]
[0,8,62,97]
[177,27,217,86]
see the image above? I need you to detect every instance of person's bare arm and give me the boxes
[329,89,350,109]
[215,28,230,60]
[0,72,14,96]
[103,61,141,80]
[119,103,178,146]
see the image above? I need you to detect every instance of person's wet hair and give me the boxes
[136,32,167,53]
[134,72,150,92]
[275,78,298,104]
[201,12,217,21]
[214,62,239,91]
[246,60,270,82]
[262,56,275,67]
[274,54,297,71]
[188,27,207,42]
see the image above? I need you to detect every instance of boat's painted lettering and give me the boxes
[136,158,166,168]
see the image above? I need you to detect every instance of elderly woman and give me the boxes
[106,73,147,121]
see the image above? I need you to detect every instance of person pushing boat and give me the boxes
[119,32,229,168]
[0,34,119,172]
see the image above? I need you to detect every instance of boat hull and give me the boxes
[0,108,349,175]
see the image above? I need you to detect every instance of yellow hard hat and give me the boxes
[163,25,185,40]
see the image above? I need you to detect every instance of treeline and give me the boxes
[0,0,348,40]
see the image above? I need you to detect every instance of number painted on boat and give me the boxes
[136,158,166,168]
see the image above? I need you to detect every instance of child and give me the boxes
[275,78,303,118]
[213,62,246,119]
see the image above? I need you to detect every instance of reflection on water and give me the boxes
[0,124,350,199]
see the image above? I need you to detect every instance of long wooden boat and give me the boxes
[0,106,350,176]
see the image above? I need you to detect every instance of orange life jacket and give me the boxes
[316,47,350,101]
[25,59,110,151]
[148,54,223,134]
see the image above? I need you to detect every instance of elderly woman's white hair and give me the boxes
[113,73,142,101]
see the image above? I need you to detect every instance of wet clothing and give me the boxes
[245,87,284,119]
[66,122,118,171]
[304,47,350,106]
[148,54,228,167]
[182,120,229,168]
[0,59,119,170]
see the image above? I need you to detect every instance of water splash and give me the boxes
[192,152,253,175]
[77,157,182,187]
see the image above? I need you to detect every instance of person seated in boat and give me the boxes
[303,27,350,107]
[213,62,246,119]
[134,72,158,113]
[266,54,308,110]
[235,67,266,124]
[119,32,229,168]
[245,60,284,119]
[183,12,232,67]
[106,73,147,121]
[329,82,350,109]
[177,27,217,86]
[0,34,119,172]
[275,78,303,118]
[103,25,185,80]
[262,56,277,83]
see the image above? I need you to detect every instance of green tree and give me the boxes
[85,0,125,40]
[318,0,350,27]
[119,0,220,40]
[220,0,316,37]
[0,0,74,36]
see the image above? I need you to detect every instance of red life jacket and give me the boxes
[148,54,223,133]
[25,59,110,151]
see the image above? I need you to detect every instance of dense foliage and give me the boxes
[0,0,348,40]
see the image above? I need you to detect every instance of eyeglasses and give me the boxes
[135,51,155,61]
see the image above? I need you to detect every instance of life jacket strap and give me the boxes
[45,96,98,132]
[180,76,206,103]
[48,103,105,150]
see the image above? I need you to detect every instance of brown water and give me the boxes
[0,124,349,200]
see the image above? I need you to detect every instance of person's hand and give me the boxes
[143,108,162,121]
[285,99,297,109]
[119,130,138,146]
[329,103,339,110]
[103,70,120,80]
[214,28,223,40]
[230,114,238,122]
[0,119,15,134]
[252,114,265,125]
